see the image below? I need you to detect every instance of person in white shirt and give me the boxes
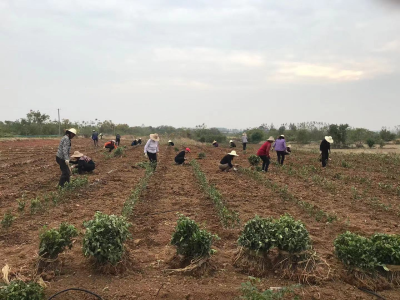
[144,133,160,166]
[242,133,248,151]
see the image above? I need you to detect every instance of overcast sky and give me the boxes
[1,0,399,130]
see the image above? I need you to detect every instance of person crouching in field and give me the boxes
[104,140,117,152]
[219,150,239,172]
[144,133,160,165]
[56,128,77,187]
[257,136,274,172]
[70,151,95,173]
[229,140,236,148]
[212,140,219,147]
[175,148,191,165]
[286,145,292,155]
[138,138,142,145]
[320,136,333,168]
[91,130,99,147]
[168,140,175,146]
[274,135,287,165]
[131,139,138,146]
[242,133,248,150]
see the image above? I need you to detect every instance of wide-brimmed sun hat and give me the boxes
[287,145,292,148]
[186,148,191,152]
[267,136,275,142]
[67,128,77,135]
[228,150,239,156]
[150,133,160,141]
[212,140,217,144]
[71,151,84,158]
[325,136,334,143]
[280,134,285,137]
[242,133,247,136]
[168,140,172,143]
[229,140,233,143]
[92,130,95,132]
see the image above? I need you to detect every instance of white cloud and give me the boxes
[374,40,400,53]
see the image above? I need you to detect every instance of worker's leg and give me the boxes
[280,152,285,165]
[322,152,327,167]
[219,164,231,172]
[243,143,247,151]
[259,156,267,171]
[264,157,271,172]
[56,156,70,187]
[175,158,185,165]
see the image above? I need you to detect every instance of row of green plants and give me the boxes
[121,161,156,217]
[334,231,400,272]
[190,159,240,228]
[240,277,300,300]
[239,167,337,223]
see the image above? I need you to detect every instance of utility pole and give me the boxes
[58,109,61,136]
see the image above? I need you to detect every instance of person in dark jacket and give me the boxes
[168,140,175,146]
[257,136,275,172]
[91,130,99,147]
[212,140,219,147]
[70,151,95,173]
[116,134,121,146]
[138,138,142,145]
[219,150,239,172]
[175,148,191,165]
[229,140,236,148]
[56,128,77,187]
[104,140,117,152]
[320,136,333,167]
[131,139,138,146]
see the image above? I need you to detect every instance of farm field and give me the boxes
[0,138,400,299]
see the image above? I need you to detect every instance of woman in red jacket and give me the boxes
[257,136,275,172]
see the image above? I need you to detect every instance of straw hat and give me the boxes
[242,133,247,136]
[325,136,334,143]
[287,145,292,148]
[150,133,160,141]
[92,130,95,132]
[280,134,285,137]
[228,150,239,156]
[229,140,233,143]
[67,128,77,135]
[267,136,275,142]
[71,151,84,158]
[212,140,217,144]
[168,140,172,143]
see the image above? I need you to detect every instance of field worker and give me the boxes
[242,133,248,151]
[286,145,292,155]
[116,133,121,146]
[274,135,287,165]
[219,150,239,172]
[56,128,77,187]
[144,133,160,164]
[229,140,236,148]
[168,140,175,146]
[257,136,274,172]
[131,139,138,146]
[91,130,99,147]
[212,140,219,147]
[175,148,191,165]
[70,151,95,173]
[138,138,142,145]
[104,140,117,152]
[99,133,103,139]
[320,136,333,168]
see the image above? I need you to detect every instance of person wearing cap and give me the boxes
[229,140,236,148]
[257,136,275,172]
[219,150,239,172]
[320,136,333,167]
[91,130,99,147]
[104,140,117,152]
[285,145,292,155]
[99,133,103,140]
[70,151,95,173]
[137,138,142,145]
[175,148,191,165]
[131,139,138,146]
[212,140,219,147]
[168,140,175,146]
[274,135,287,165]
[242,133,248,151]
[144,133,160,164]
[56,128,77,187]
[116,133,121,146]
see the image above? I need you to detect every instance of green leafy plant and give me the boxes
[30,198,42,214]
[171,214,218,259]
[0,280,45,300]
[17,195,26,212]
[371,233,400,267]
[198,152,206,159]
[113,146,125,157]
[275,214,310,253]
[240,277,299,300]
[366,138,375,149]
[39,223,78,259]
[1,210,15,229]
[341,160,351,168]
[135,161,150,169]
[174,147,179,152]
[83,212,131,265]
[334,231,377,270]
[248,155,261,166]
[238,216,276,254]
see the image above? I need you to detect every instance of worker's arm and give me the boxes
[144,139,150,153]
[62,137,70,161]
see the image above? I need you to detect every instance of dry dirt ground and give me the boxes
[0,137,399,299]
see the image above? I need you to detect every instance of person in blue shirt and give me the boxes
[91,130,99,147]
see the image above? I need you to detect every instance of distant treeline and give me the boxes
[1,111,399,147]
